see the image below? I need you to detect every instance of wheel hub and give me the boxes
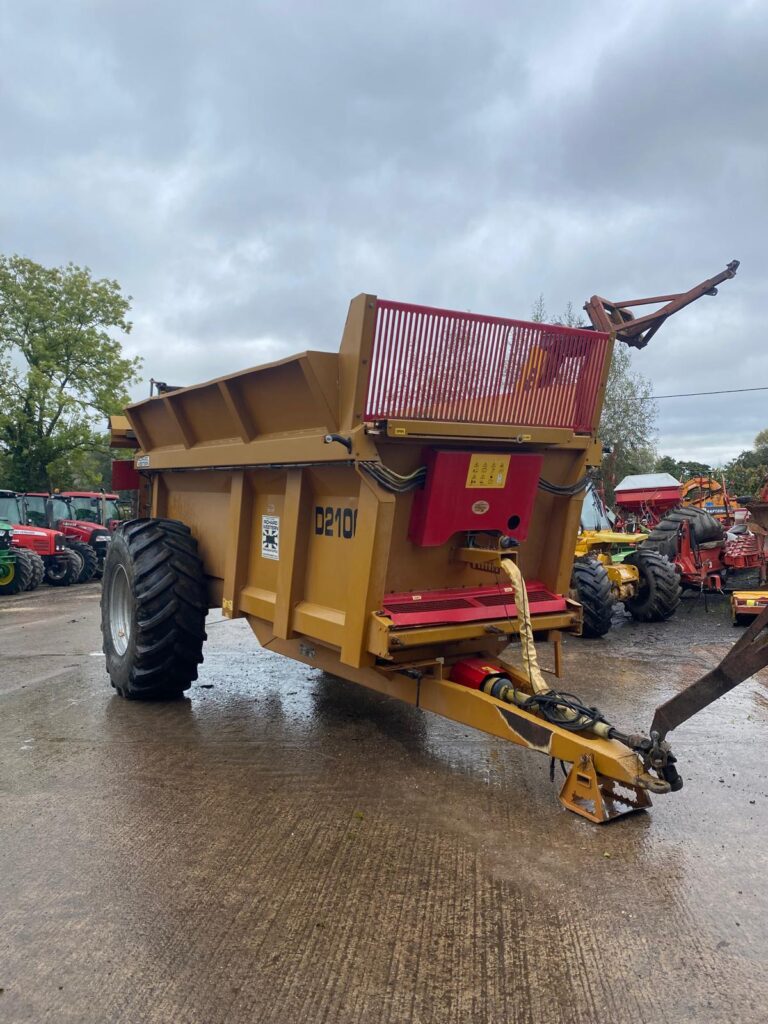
[109,564,132,655]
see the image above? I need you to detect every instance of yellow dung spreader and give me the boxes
[103,261,768,823]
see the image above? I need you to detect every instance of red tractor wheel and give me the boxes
[45,551,79,587]
[68,540,98,583]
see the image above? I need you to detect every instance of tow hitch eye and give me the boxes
[648,731,684,792]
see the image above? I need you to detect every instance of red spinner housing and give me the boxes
[449,658,512,690]
[408,449,543,547]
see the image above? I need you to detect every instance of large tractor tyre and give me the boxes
[0,554,24,595]
[68,539,98,583]
[13,548,36,593]
[67,545,85,582]
[45,550,79,587]
[101,519,208,700]
[624,549,681,623]
[571,557,614,638]
[642,506,724,562]
[25,551,45,591]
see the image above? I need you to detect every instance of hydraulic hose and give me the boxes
[538,474,589,497]
[498,557,614,740]
[360,461,427,493]
[492,557,680,788]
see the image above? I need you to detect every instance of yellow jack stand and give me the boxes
[559,754,652,823]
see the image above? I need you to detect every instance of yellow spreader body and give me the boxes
[103,264,768,824]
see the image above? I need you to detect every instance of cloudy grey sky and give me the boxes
[2,0,766,464]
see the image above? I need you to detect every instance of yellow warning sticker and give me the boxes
[465,454,511,489]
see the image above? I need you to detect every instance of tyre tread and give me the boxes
[643,507,724,561]
[68,539,99,583]
[102,518,208,699]
[14,548,35,592]
[625,548,682,622]
[571,557,614,638]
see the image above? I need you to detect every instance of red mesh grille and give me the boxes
[365,300,610,433]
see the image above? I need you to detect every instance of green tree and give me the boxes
[723,451,762,497]
[0,255,141,490]
[653,455,713,481]
[722,449,768,498]
[46,442,118,490]
[531,297,658,501]
[531,294,585,329]
[716,429,768,498]
[599,346,658,499]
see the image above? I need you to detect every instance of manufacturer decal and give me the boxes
[261,515,280,560]
[471,500,490,515]
[136,455,150,469]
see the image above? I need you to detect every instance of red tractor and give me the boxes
[0,490,77,587]
[57,491,129,570]
[641,506,765,590]
[612,474,767,597]
[58,491,131,538]
[23,493,115,581]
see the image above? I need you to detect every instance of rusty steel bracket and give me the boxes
[650,603,768,742]
[584,260,739,349]
[559,754,652,823]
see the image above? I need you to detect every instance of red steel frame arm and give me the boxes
[585,260,739,349]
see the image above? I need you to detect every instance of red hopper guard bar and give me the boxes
[365,300,610,432]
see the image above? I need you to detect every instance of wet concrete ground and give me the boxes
[1,585,766,1024]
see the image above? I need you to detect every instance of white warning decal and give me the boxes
[261,515,280,560]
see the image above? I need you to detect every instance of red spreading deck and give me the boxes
[380,581,566,628]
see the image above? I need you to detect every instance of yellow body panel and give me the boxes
[731,590,768,621]
[575,530,643,552]
[574,530,642,600]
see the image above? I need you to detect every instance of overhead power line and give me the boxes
[645,385,768,400]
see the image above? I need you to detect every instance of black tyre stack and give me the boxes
[642,507,724,561]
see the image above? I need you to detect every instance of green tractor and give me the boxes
[0,518,23,595]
